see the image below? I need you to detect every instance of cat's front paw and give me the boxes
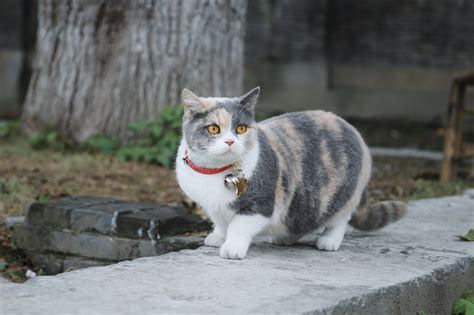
[204,232,225,247]
[219,238,250,259]
[317,235,343,251]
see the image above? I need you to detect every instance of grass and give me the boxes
[410,180,473,200]
[0,177,33,219]
[368,156,473,203]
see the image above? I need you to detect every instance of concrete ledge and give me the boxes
[1,194,473,314]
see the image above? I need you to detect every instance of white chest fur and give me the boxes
[175,141,260,229]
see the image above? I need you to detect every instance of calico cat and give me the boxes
[175,87,406,259]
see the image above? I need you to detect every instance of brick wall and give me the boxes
[245,0,326,63]
[327,0,474,68]
[244,0,474,122]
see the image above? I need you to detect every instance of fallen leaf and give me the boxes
[456,229,474,242]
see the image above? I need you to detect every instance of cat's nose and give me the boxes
[224,139,235,146]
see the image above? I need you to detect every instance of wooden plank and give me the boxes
[454,69,474,85]
[462,144,474,157]
[464,108,474,115]
[440,82,459,182]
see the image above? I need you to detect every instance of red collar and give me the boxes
[183,150,233,175]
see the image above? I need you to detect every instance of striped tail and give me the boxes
[349,190,407,231]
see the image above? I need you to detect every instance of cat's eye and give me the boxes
[207,125,220,134]
[236,125,248,134]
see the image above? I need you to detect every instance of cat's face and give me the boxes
[181,87,260,165]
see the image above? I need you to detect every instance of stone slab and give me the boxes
[26,196,210,238]
[115,204,210,239]
[12,224,204,262]
[1,194,473,314]
[26,252,110,275]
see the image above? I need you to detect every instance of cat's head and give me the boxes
[181,87,260,166]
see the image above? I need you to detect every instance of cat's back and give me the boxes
[259,110,351,135]
[257,110,370,173]
[257,110,368,153]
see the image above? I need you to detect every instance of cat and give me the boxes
[175,87,406,259]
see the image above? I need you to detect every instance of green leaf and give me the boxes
[0,122,9,137]
[29,132,46,149]
[81,135,117,155]
[37,195,50,203]
[0,120,20,138]
[127,121,147,132]
[45,131,57,143]
[452,289,474,315]
[148,124,163,140]
[160,106,175,121]
[112,104,183,167]
[456,229,474,242]
[0,261,8,271]
[136,138,152,147]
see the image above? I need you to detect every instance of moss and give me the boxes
[410,180,472,200]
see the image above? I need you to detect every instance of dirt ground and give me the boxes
[0,134,473,282]
[0,137,184,222]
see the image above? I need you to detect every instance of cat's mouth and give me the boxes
[216,148,237,160]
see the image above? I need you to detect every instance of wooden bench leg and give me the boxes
[441,84,466,182]
[441,84,456,182]
[452,86,466,177]
[441,118,456,182]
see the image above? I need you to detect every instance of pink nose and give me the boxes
[224,139,235,146]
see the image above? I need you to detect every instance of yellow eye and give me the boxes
[236,125,248,134]
[207,125,220,134]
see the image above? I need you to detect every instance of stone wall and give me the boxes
[244,0,474,123]
[11,196,210,274]
[328,0,474,68]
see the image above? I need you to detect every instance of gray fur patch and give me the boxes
[285,113,329,234]
[255,112,365,235]
[230,131,278,217]
[319,119,363,222]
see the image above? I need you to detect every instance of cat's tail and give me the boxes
[349,190,407,231]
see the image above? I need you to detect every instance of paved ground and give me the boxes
[1,192,473,314]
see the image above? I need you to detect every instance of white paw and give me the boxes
[204,232,225,247]
[317,235,343,251]
[219,238,250,259]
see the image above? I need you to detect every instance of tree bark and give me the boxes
[23,0,247,142]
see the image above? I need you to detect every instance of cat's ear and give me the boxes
[181,88,209,119]
[239,87,260,112]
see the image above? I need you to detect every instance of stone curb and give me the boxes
[1,194,473,314]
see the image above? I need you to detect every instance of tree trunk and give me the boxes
[23,0,247,142]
